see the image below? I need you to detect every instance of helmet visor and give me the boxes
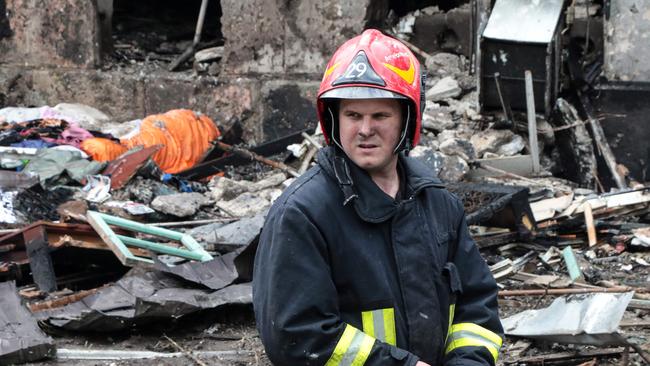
[320,86,407,100]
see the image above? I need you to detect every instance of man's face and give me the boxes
[338,98,402,176]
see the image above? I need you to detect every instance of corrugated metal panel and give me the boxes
[482,0,564,43]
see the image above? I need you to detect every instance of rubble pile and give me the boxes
[0,102,298,364]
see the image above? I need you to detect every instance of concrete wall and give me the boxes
[604,0,650,82]
[220,0,388,75]
[0,0,389,142]
[0,65,319,142]
[0,0,100,68]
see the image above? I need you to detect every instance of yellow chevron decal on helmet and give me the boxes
[324,62,341,78]
[383,59,415,85]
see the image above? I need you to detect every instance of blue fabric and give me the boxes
[10,139,55,149]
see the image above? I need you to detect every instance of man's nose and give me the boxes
[358,117,373,136]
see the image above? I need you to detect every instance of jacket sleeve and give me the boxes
[253,204,420,366]
[443,200,504,366]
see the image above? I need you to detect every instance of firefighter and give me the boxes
[253,29,503,366]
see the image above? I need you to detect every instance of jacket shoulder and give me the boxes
[269,165,340,218]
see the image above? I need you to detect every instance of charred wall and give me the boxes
[0,0,100,68]
[0,0,392,142]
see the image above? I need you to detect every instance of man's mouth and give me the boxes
[358,143,377,149]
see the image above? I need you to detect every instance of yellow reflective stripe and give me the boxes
[445,322,503,363]
[445,304,456,343]
[361,311,374,338]
[445,337,499,362]
[450,323,502,347]
[325,324,375,366]
[361,308,396,346]
[382,308,396,346]
[351,335,374,366]
[326,324,356,366]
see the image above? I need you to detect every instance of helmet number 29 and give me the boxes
[345,62,367,78]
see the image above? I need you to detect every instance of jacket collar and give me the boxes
[317,146,444,223]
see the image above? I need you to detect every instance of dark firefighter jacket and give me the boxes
[253,146,503,366]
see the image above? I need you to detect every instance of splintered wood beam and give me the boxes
[578,91,627,189]
[583,203,597,247]
[213,141,300,178]
[505,347,631,364]
[499,287,632,297]
[524,70,540,173]
[28,286,106,312]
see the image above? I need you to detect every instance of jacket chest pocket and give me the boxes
[426,223,456,272]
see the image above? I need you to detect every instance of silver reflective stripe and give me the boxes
[339,330,366,366]
[447,330,501,350]
[371,309,386,342]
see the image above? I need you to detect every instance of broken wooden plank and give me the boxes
[474,231,519,249]
[510,271,599,289]
[178,128,308,180]
[628,298,650,311]
[28,286,106,312]
[525,70,540,173]
[299,146,318,174]
[583,202,597,246]
[499,287,631,297]
[473,162,539,184]
[507,340,532,360]
[102,145,162,189]
[19,288,43,299]
[530,193,574,222]
[213,141,299,177]
[504,347,631,364]
[604,190,650,208]
[489,259,514,280]
[467,155,534,179]
[620,320,650,328]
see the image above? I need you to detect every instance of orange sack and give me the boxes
[80,137,127,162]
[80,110,220,174]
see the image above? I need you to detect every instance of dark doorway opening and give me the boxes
[108,0,222,68]
[389,0,469,16]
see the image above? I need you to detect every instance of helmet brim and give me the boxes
[319,86,407,100]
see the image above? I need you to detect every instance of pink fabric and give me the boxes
[43,123,94,148]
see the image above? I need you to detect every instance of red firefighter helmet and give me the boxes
[317,29,425,152]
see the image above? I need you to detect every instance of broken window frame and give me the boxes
[86,210,213,267]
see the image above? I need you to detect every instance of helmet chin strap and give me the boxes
[328,106,344,150]
[394,104,410,154]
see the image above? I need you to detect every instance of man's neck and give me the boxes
[369,162,400,199]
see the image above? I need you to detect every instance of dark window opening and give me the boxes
[381,0,471,57]
[0,0,12,39]
[389,0,469,17]
[107,0,222,69]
